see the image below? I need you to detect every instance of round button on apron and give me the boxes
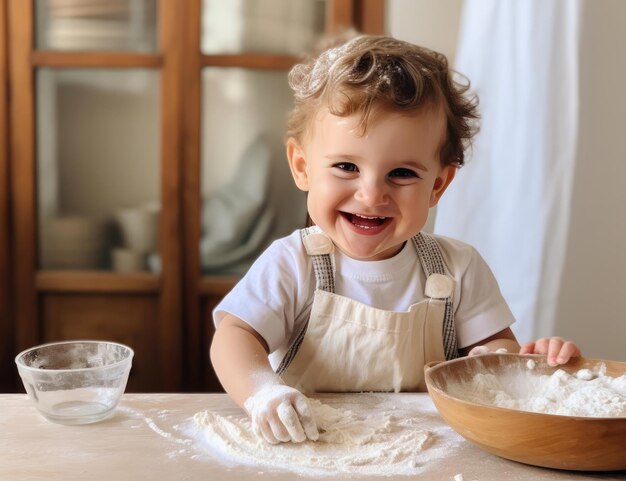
[425,273,454,299]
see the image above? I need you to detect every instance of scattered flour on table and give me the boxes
[448,363,626,417]
[452,475,479,481]
[189,395,461,477]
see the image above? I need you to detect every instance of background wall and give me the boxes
[388,0,626,361]
[387,0,463,65]
[553,0,626,361]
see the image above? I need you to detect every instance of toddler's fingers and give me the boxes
[267,414,291,443]
[556,341,580,364]
[257,417,280,445]
[547,337,565,366]
[294,396,319,441]
[250,416,262,439]
[519,342,536,355]
[534,337,551,355]
[277,401,306,443]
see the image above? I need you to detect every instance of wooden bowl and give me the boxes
[424,354,626,471]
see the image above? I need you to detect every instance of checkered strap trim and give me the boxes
[301,226,335,293]
[412,232,459,360]
[276,228,335,375]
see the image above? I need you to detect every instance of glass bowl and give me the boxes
[15,340,134,425]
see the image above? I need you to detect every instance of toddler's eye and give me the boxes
[334,162,359,173]
[389,168,419,179]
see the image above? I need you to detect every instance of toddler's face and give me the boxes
[288,106,455,261]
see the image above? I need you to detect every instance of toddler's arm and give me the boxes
[210,314,319,444]
[460,327,521,357]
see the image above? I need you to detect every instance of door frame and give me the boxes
[0,0,15,391]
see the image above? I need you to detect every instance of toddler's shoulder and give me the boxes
[259,228,312,274]
[271,228,310,258]
[428,234,486,275]
[220,228,313,307]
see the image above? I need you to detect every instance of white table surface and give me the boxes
[1,393,625,481]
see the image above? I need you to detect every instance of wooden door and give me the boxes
[2,0,384,393]
[7,0,183,392]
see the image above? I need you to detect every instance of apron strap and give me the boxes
[275,227,334,375]
[412,232,460,360]
[300,226,335,293]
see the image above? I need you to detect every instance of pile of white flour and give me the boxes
[448,362,626,417]
[189,394,461,477]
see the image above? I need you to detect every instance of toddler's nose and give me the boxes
[354,178,388,207]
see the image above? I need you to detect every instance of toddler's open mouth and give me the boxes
[340,212,391,230]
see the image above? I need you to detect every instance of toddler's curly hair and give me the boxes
[286,35,479,167]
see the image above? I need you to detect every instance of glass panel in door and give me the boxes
[35,0,158,52]
[201,0,326,55]
[200,67,307,275]
[36,68,161,272]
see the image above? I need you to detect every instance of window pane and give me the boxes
[35,0,158,52]
[37,69,161,272]
[200,67,307,275]
[201,0,326,55]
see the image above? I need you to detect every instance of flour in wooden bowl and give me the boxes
[189,393,462,477]
[447,362,626,417]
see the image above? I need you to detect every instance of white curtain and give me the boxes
[434,0,582,343]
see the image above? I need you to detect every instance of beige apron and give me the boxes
[277,228,458,393]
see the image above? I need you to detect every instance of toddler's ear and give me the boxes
[286,138,310,191]
[429,165,456,207]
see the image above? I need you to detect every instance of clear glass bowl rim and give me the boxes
[15,340,134,374]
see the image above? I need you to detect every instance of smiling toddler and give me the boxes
[210,35,582,445]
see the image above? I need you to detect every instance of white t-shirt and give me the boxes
[214,230,516,370]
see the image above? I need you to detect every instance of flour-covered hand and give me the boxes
[519,337,581,366]
[244,384,319,444]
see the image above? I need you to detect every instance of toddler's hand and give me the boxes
[244,384,319,444]
[468,345,509,356]
[519,337,581,366]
